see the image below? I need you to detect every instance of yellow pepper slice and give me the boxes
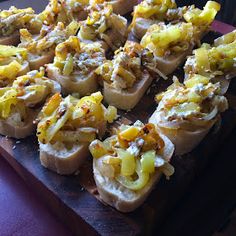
[118,149,136,176]
[141,150,155,174]
[89,140,108,159]
[116,161,149,191]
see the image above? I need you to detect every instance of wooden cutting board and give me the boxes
[0,1,236,235]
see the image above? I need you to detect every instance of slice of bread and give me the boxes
[103,71,153,110]
[154,43,194,76]
[0,108,39,139]
[131,18,158,40]
[0,31,20,46]
[39,142,90,175]
[93,134,174,212]
[39,118,107,175]
[78,14,127,52]
[28,51,55,70]
[149,109,216,155]
[46,64,98,96]
[109,0,138,15]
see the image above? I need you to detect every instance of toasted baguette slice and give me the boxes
[93,134,174,212]
[155,43,194,76]
[39,120,107,175]
[39,142,90,175]
[78,13,127,52]
[0,109,39,139]
[103,71,153,110]
[149,109,216,155]
[131,18,157,40]
[78,29,124,52]
[47,64,98,96]
[109,0,138,15]
[213,31,236,84]
[0,32,20,46]
[28,51,55,70]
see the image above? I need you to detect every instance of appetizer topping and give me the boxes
[12,68,60,106]
[89,121,174,190]
[95,41,147,89]
[131,0,177,22]
[155,76,228,125]
[78,3,127,50]
[0,6,42,36]
[53,36,105,76]
[185,30,236,77]
[214,30,236,46]
[39,0,89,25]
[0,45,28,87]
[39,0,67,25]
[19,21,80,56]
[141,22,194,57]
[64,0,89,21]
[183,1,220,27]
[0,68,58,121]
[37,92,117,145]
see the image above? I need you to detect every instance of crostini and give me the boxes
[47,36,106,96]
[140,5,220,78]
[130,0,177,40]
[78,3,127,52]
[90,0,138,16]
[0,68,60,139]
[89,120,175,212]
[184,30,236,94]
[140,22,196,76]
[131,0,220,41]
[39,0,89,26]
[149,75,228,155]
[18,21,80,70]
[0,45,29,87]
[95,41,153,110]
[0,6,42,46]
[37,91,117,175]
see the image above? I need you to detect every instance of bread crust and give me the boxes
[28,51,55,70]
[46,64,98,96]
[0,109,39,139]
[39,120,107,174]
[110,0,138,15]
[149,109,216,155]
[103,71,153,110]
[155,43,194,76]
[93,134,174,212]
[131,18,157,40]
[0,31,20,46]
[39,142,90,175]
